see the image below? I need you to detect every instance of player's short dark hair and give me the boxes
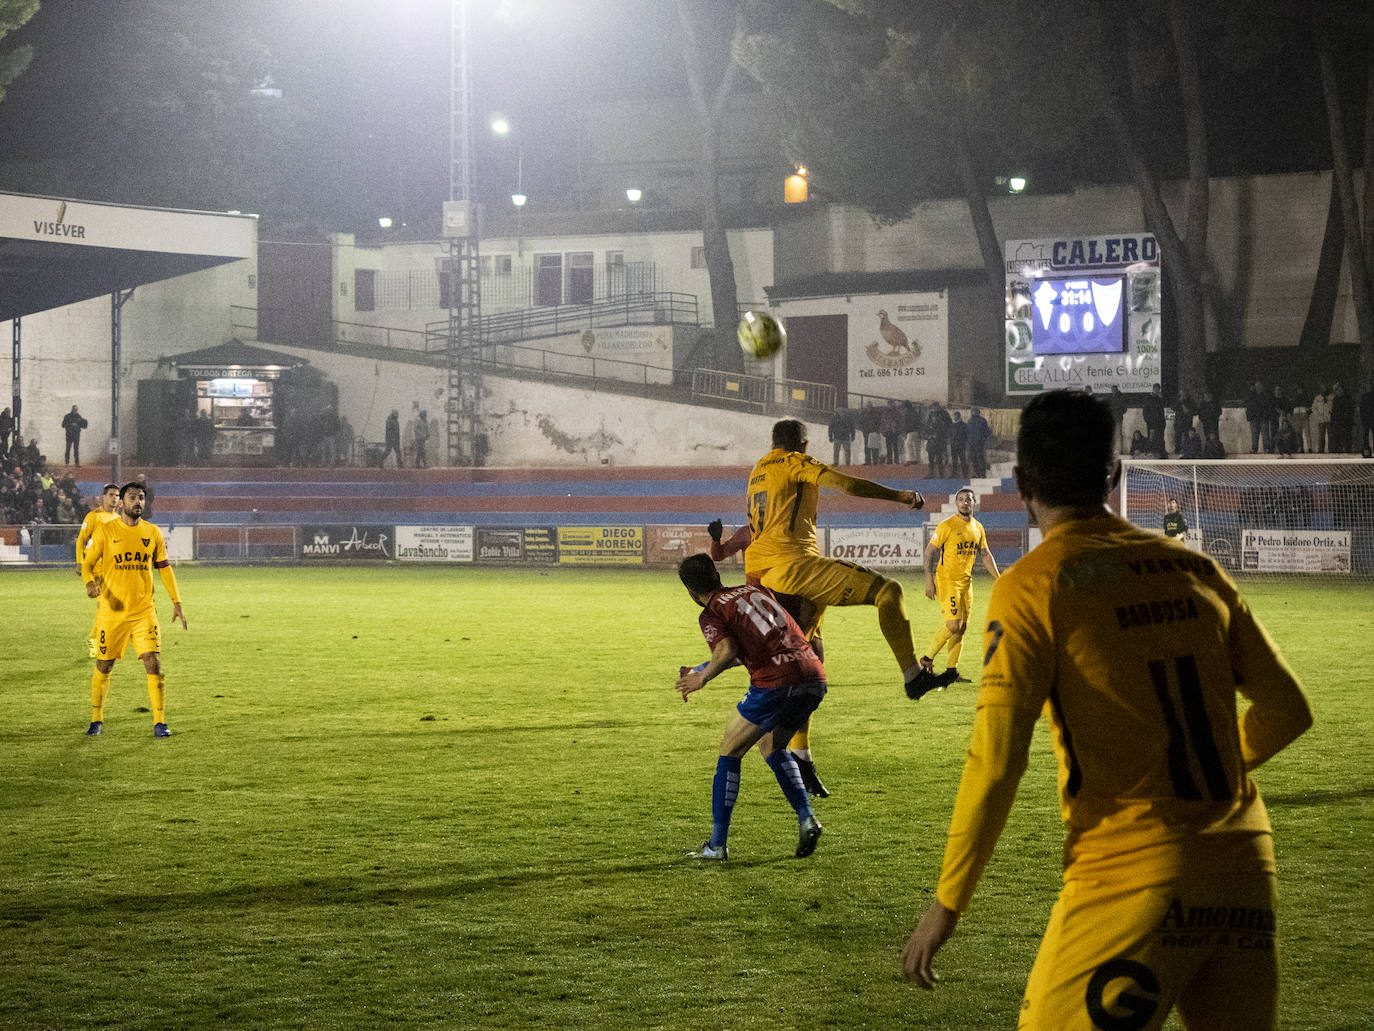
[119,481,146,499]
[772,419,806,450]
[1016,391,1116,506]
[678,553,723,596]
[103,482,119,493]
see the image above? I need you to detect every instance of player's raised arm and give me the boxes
[817,467,923,510]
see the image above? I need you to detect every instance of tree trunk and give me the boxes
[676,0,743,343]
[950,122,1005,315]
[1097,79,1208,400]
[1299,172,1347,351]
[1316,13,1374,392]
[699,132,741,339]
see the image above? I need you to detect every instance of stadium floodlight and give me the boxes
[1008,176,1027,193]
[625,188,642,204]
[378,216,393,228]
[511,193,527,207]
[490,115,510,136]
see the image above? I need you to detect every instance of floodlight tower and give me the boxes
[443,0,482,466]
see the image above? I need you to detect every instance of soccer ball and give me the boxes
[737,310,786,360]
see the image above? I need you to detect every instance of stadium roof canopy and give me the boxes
[0,190,256,322]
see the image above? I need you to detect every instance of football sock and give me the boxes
[787,717,812,754]
[765,749,813,822]
[874,580,918,670]
[946,635,964,669]
[147,673,166,725]
[90,669,111,722]
[928,624,952,660]
[710,755,742,849]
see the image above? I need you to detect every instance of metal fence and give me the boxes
[691,368,837,416]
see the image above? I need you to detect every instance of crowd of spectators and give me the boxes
[0,434,88,526]
[827,400,994,478]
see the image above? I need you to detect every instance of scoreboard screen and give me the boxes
[1030,276,1126,355]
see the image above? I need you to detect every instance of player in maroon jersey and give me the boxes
[675,553,825,861]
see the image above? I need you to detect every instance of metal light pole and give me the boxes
[443,0,483,467]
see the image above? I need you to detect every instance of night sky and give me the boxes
[0,1,1359,230]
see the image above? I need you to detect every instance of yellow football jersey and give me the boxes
[938,514,1308,909]
[743,448,828,576]
[82,518,177,618]
[929,514,987,587]
[76,509,120,563]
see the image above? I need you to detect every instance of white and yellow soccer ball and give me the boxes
[737,310,786,360]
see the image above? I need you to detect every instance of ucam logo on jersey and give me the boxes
[828,527,925,569]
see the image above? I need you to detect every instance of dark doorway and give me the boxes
[258,239,332,347]
[785,314,849,402]
[535,253,563,306]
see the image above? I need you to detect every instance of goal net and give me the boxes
[1119,458,1374,579]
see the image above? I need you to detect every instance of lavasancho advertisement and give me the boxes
[396,526,474,562]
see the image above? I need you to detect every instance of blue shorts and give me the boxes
[736,680,827,732]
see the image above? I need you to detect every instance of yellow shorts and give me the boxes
[756,554,885,617]
[1019,871,1278,1031]
[935,579,971,622]
[94,610,162,661]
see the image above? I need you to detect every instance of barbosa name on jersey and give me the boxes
[1115,596,1200,630]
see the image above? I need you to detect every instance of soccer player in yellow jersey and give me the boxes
[80,482,187,738]
[900,391,1313,1031]
[916,487,1000,692]
[745,418,928,710]
[76,482,121,658]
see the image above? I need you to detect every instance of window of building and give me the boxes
[691,246,707,269]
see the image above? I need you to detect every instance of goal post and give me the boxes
[1119,458,1374,578]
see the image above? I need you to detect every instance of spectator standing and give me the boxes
[1269,385,1289,451]
[948,411,969,479]
[880,401,903,464]
[1287,399,1310,454]
[1107,385,1128,451]
[1197,389,1222,442]
[473,430,490,468]
[925,402,951,479]
[61,405,88,466]
[0,406,13,456]
[1329,382,1353,453]
[381,410,403,468]
[904,400,926,467]
[827,408,855,466]
[1141,384,1167,456]
[1359,387,1374,455]
[1172,393,1197,455]
[966,407,991,478]
[1310,387,1332,453]
[414,409,430,468]
[865,427,883,465]
[1245,380,1272,453]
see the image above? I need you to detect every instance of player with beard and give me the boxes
[81,482,187,738]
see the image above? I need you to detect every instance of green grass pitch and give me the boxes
[1,566,1370,1029]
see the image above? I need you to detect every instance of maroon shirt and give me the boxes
[698,584,825,690]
